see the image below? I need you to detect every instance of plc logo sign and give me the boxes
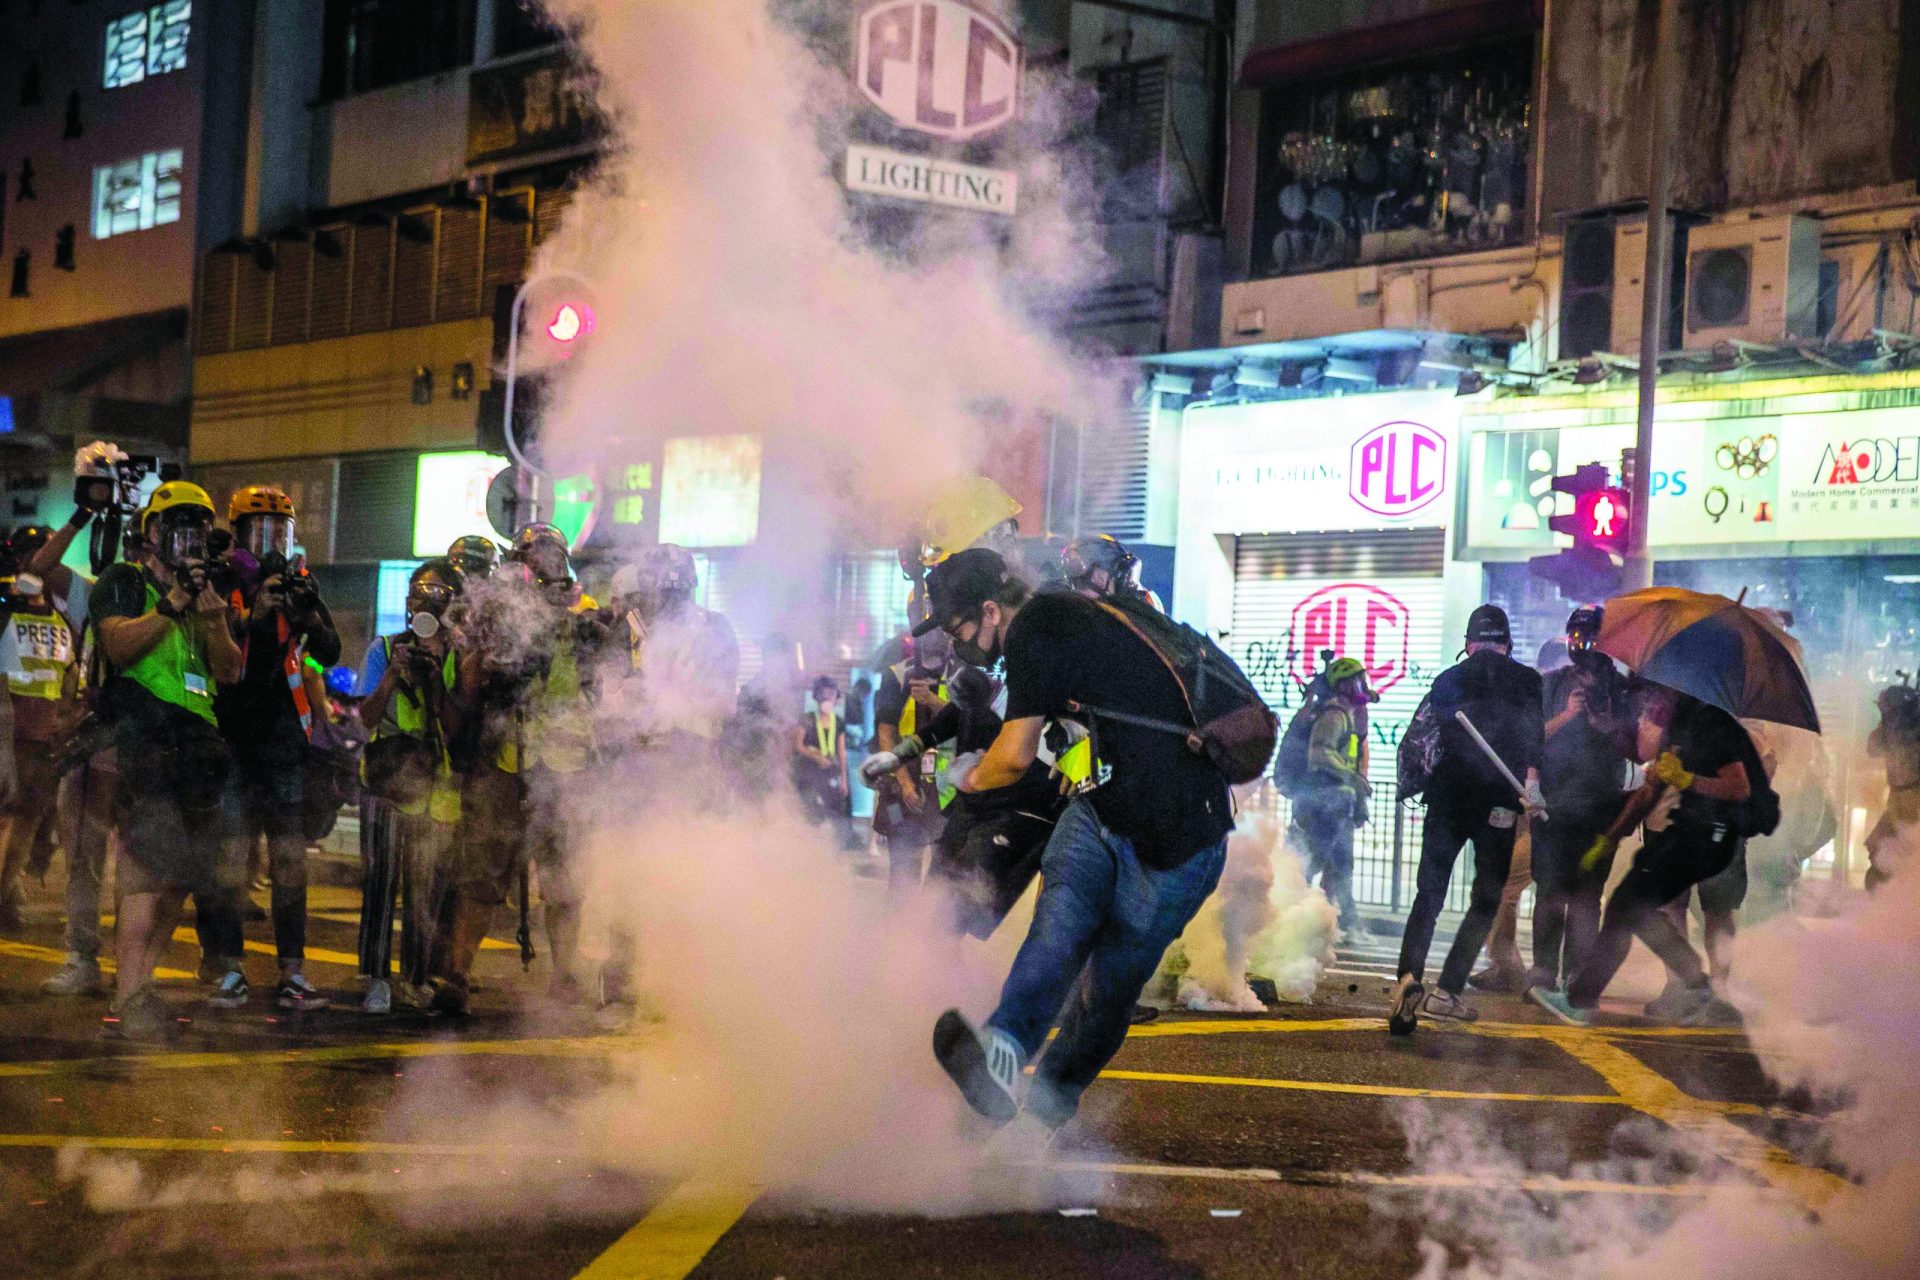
[856,1,1022,141]
[1349,421,1447,518]
[1292,584,1412,693]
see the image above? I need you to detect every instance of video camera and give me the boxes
[74,450,181,574]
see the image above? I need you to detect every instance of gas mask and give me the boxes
[154,511,211,571]
[237,513,294,563]
[406,579,457,640]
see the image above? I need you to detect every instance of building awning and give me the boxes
[1240,0,1541,88]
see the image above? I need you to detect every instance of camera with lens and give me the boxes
[257,551,320,614]
[74,449,181,574]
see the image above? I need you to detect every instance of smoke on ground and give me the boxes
[1176,786,1339,1011]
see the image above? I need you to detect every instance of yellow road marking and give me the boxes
[1098,1067,1624,1106]
[167,928,363,970]
[573,1177,760,1280]
[1513,1028,1849,1208]
[0,938,195,982]
[1126,1017,1383,1038]
[0,1034,637,1079]
[0,1132,505,1157]
[1053,1160,1726,1198]
[309,911,517,951]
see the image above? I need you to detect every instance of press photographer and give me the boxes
[206,485,341,1013]
[91,482,242,1037]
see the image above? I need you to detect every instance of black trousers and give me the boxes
[1529,804,1616,988]
[1397,797,1517,995]
[1567,822,1739,1008]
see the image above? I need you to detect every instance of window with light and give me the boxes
[91,150,184,239]
[103,2,192,90]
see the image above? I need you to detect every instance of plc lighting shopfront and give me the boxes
[1173,390,1483,910]
[1459,371,1920,878]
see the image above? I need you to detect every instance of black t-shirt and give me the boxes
[1428,648,1546,810]
[1002,592,1231,869]
[1668,702,1753,827]
[1540,666,1631,813]
[215,593,342,745]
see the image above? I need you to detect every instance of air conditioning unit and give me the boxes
[1557,211,1691,360]
[1682,214,1821,349]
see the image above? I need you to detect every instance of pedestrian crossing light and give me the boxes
[1529,463,1629,600]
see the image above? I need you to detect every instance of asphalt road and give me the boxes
[0,873,1846,1280]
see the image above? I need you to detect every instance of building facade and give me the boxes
[1097,0,1920,894]
[0,0,251,526]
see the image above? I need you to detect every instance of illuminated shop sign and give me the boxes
[657,434,762,549]
[1461,376,1920,553]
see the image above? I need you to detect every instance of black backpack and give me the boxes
[1397,691,1442,801]
[1068,593,1279,785]
[1727,726,1782,839]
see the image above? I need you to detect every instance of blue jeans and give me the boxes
[986,799,1227,1127]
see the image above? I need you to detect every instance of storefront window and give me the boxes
[1251,36,1533,277]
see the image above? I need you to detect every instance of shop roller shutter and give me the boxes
[1232,528,1458,909]
[436,205,482,320]
[333,454,416,563]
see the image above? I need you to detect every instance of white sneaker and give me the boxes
[361,979,392,1015]
[43,955,104,997]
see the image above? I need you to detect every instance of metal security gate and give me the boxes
[1231,528,1469,911]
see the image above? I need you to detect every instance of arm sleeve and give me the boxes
[354,637,389,699]
[1002,599,1072,723]
[1307,709,1351,777]
[91,564,148,623]
[303,598,343,668]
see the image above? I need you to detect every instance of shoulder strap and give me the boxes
[1068,598,1201,741]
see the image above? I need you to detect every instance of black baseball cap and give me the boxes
[1465,603,1512,646]
[913,547,1011,636]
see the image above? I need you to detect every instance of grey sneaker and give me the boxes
[1421,988,1480,1023]
[1643,978,1695,1021]
[208,970,250,1010]
[275,970,331,1011]
[43,955,105,997]
[361,978,392,1015]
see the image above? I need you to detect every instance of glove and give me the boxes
[1579,834,1616,873]
[859,751,902,784]
[939,750,985,796]
[1650,750,1695,791]
[1521,779,1547,815]
[74,440,129,475]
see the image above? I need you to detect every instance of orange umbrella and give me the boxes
[1597,587,1820,732]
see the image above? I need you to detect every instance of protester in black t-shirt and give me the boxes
[1533,689,1756,1027]
[1391,605,1545,1036]
[919,550,1229,1131]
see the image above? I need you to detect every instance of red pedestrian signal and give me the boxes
[546,301,594,347]
[1532,463,1629,600]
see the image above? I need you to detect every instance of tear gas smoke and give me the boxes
[1176,788,1338,1012]
[378,0,1127,1213]
[1399,859,1920,1278]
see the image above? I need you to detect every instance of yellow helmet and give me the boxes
[228,484,295,524]
[140,481,216,536]
[919,476,1022,567]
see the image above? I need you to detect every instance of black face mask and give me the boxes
[952,619,1000,669]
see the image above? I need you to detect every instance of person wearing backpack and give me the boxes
[1277,657,1374,934]
[916,549,1240,1133]
[1390,605,1545,1036]
[1532,688,1771,1028]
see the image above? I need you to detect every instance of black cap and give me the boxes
[1566,605,1604,638]
[1466,603,1512,646]
[913,548,1010,636]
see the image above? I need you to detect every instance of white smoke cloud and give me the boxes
[1176,787,1339,1012]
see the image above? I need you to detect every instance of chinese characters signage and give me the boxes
[468,49,602,166]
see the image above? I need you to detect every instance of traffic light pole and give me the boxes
[1625,0,1679,591]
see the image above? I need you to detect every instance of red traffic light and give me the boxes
[545,301,595,346]
[1574,487,1630,554]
